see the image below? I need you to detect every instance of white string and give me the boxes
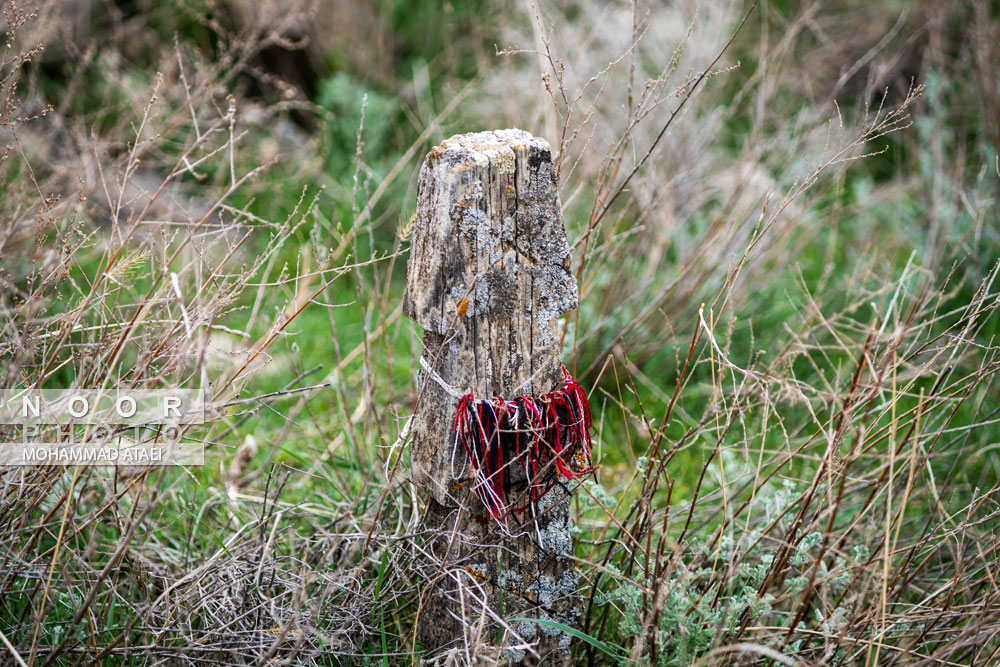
[384,358,460,485]
[419,356,467,399]
[470,402,506,517]
[384,415,412,483]
[419,355,568,402]
[450,424,467,480]
[418,355,584,533]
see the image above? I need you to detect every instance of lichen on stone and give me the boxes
[500,215,515,242]
[459,206,485,238]
[405,130,583,659]
[516,620,536,637]
[499,570,522,591]
[496,148,515,175]
[473,275,490,316]
[504,646,527,663]
[531,262,578,346]
[521,569,581,653]
[470,151,489,168]
[502,619,538,662]
[539,514,574,559]
[527,569,580,609]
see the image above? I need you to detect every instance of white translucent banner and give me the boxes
[0,430,204,466]
[0,390,209,426]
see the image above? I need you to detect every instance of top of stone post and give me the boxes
[402,129,577,339]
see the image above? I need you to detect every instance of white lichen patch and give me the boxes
[537,487,564,512]
[438,129,545,173]
[504,646,527,663]
[516,620,536,639]
[534,310,556,347]
[448,282,467,302]
[495,147,515,175]
[538,264,574,296]
[472,275,490,316]
[460,206,486,237]
[459,202,502,269]
[503,619,539,662]
[500,215,514,242]
[522,570,581,652]
[527,570,580,608]
[539,515,574,559]
[499,570,522,591]
[532,263,579,347]
[470,151,489,168]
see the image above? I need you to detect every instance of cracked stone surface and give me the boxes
[403,130,579,665]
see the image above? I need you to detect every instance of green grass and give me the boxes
[1,0,999,664]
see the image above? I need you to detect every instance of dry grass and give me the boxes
[1,0,998,665]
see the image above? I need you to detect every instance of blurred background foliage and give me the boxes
[1,0,999,663]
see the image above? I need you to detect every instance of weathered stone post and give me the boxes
[403,130,580,663]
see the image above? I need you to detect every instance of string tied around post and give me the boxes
[420,357,596,524]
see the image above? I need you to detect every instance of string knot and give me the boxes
[430,364,596,524]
